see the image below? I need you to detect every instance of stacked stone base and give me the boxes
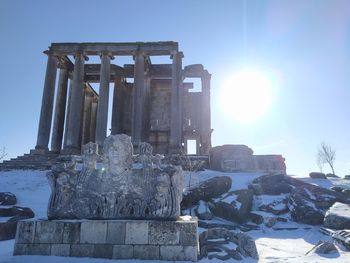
[13,217,198,261]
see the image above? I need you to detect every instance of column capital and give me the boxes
[74,52,89,61]
[132,50,145,60]
[170,51,184,59]
[100,51,114,60]
[201,71,212,81]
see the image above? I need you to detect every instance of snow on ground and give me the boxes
[1,170,350,262]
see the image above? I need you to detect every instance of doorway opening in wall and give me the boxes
[187,139,197,155]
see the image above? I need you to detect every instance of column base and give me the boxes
[60,146,81,155]
[31,148,50,155]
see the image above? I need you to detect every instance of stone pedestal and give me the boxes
[13,217,198,261]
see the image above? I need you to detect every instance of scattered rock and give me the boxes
[0,192,17,205]
[309,172,327,179]
[249,212,264,225]
[209,189,253,223]
[289,184,350,225]
[265,217,277,228]
[182,176,232,209]
[324,202,350,230]
[195,201,213,220]
[344,175,350,180]
[199,227,259,260]
[330,186,344,193]
[306,241,338,255]
[258,197,289,215]
[249,174,306,195]
[0,206,34,218]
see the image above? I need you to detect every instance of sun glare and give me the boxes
[220,68,273,123]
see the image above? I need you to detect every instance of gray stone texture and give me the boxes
[70,244,94,257]
[149,221,180,245]
[47,135,183,220]
[34,221,64,243]
[134,245,160,259]
[63,222,80,243]
[80,221,107,244]
[106,221,125,244]
[180,221,199,246]
[93,244,113,258]
[15,221,36,244]
[51,244,70,256]
[112,245,133,259]
[160,245,198,261]
[125,221,148,244]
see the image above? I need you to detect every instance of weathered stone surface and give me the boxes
[324,202,350,230]
[194,200,213,220]
[71,244,94,257]
[80,221,107,244]
[125,221,148,244]
[48,135,183,220]
[209,189,253,223]
[249,174,295,195]
[309,172,327,179]
[0,192,16,205]
[133,245,160,259]
[160,245,197,261]
[199,227,258,260]
[0,221,17,240]
[93,244,113,258]
[63,222,80,244]
[179,221,198,246]
[149,221,180,245]
[106,221,125,244]
[51,244,70,256]
[249,212,264,225]
[182,176,232,209]
[258,197,289,215]
[34,221,64,243]
[289,184,350,225]
[15,221,36,244]
[112,245,133,259]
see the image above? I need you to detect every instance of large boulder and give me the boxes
[309,172,327,179]
[0,206,34,218]
[323,202,350,230]
[249,174,305,195]
[0,192,17,205]
[289,184,350,225]
[258,197,289,215]
[306,241,338,255]
[182,176,232,209]
[199,227,258,260]
[209,189,253,223]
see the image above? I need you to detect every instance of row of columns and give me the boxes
[35,49,187,154]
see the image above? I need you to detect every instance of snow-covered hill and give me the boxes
[1,170,350,262]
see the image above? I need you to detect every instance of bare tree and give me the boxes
[0,146,7,162]
[317,141,336,175]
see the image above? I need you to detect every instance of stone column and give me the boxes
[111,77,123,135]
[35,51,58,151]
[63,52,86,154]
[95,53,111,146]
[63,79,73,148]
[50,60,69,152]
[200,73,212,155]
[169,51,183,152]
[90,98,98,143]
[81,91,92,145]
[131,51,145,146]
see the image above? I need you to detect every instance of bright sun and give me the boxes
[220,68,273,123]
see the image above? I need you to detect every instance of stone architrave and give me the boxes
[47,134,183,220]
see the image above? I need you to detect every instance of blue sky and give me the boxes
[1,0,350,176]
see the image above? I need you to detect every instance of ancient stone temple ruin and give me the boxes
[14,135,198,260]
[34,41,211,156]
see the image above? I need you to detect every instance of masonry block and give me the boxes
[160,245,198,261]
[149,221,180,245]
[106,221,125,244]
[34,221,64,243]
[51,244,70,257]
[93,244,113,258]
[70,244,94,258]
[125,221,148,244]
[180,221,198,246]
[15,221,36,244]
[134,245,160,259]
[80,221,107,244]
[27,244,51,255]
[13,244,28,255]
[112,245,133,259]
[63,222,80,244]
